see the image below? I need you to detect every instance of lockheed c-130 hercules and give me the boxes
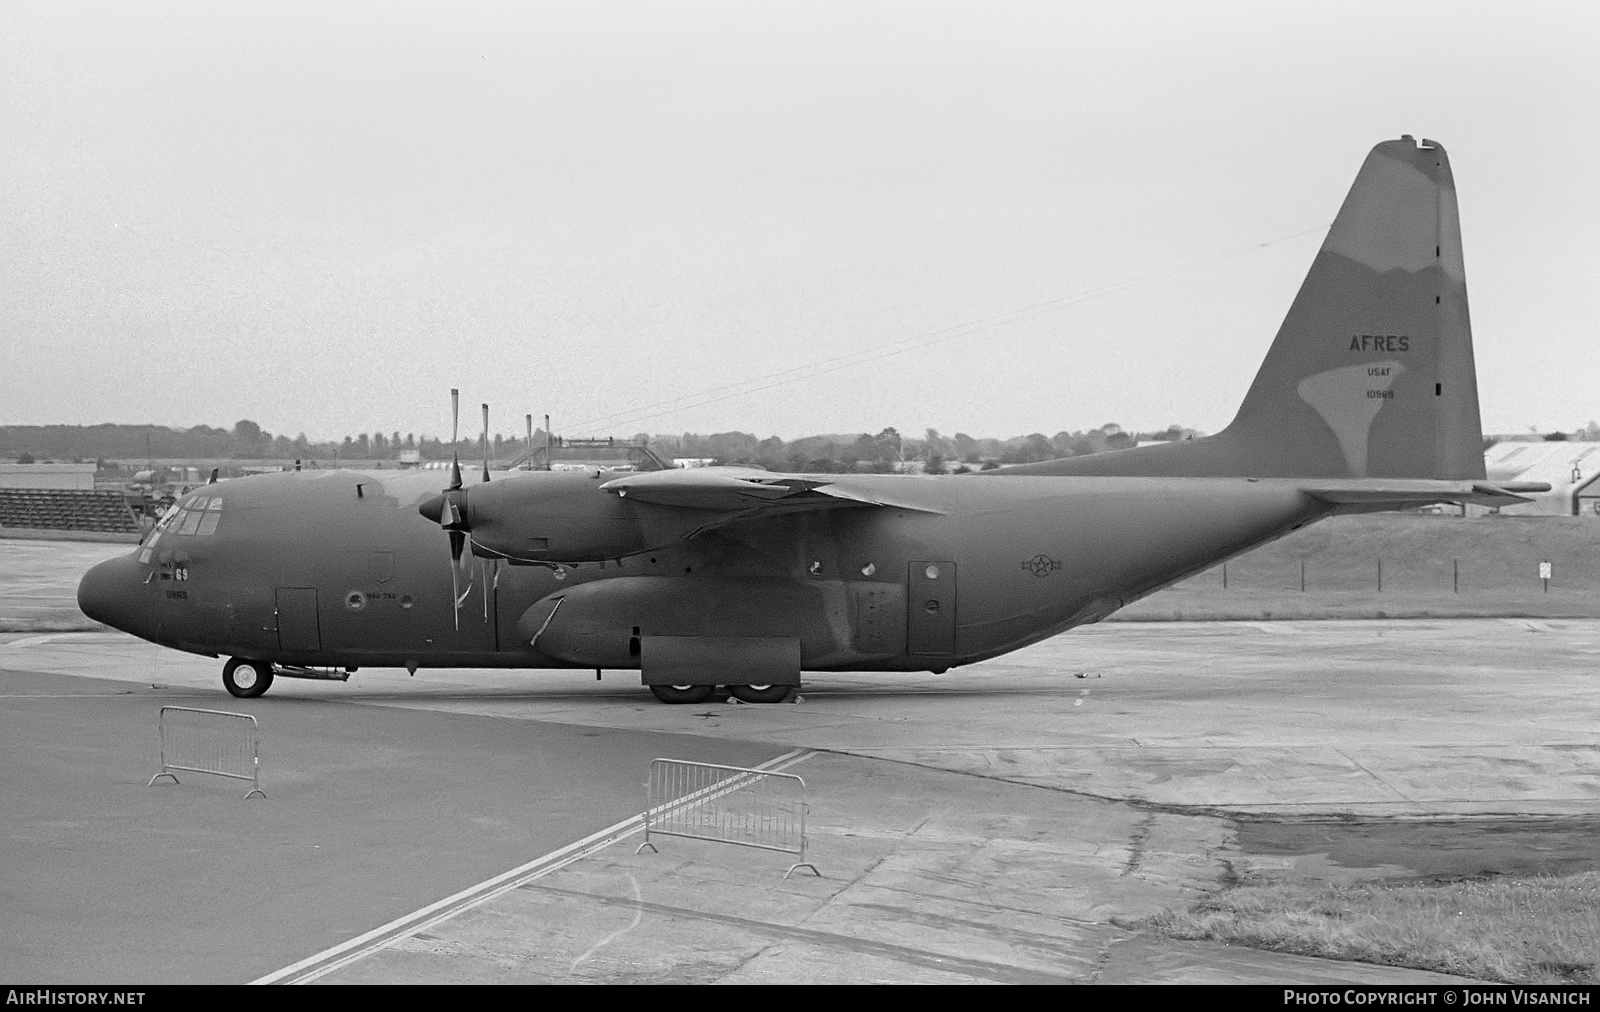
[78,137,1547,704]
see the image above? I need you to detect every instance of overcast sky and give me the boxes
[3,1,1597,442]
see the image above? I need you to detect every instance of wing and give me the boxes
[599,467,945,515]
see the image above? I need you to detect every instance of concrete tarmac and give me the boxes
[5,616,1597,983]
[0,665,781,983]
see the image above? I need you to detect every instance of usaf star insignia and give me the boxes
[1022,554,1062,578]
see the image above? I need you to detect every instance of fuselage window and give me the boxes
[177,510,204,536]
[196,511,221,536]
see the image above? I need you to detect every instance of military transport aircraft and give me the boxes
[78,137,1547,704]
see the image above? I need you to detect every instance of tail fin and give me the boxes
[1025,136,1486,480]
[1223,135,1484,479]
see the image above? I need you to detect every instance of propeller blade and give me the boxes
[481,403,491,483]
[436,389,472,630]
[448,529,463,630]
[448,389,462,491]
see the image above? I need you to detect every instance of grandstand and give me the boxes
[0,489,143,535]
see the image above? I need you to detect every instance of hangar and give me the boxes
[1483,441,1600,516]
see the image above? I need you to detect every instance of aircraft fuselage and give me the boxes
[79,467,1324,675]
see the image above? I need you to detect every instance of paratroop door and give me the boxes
[275,587,321,652]
[907,561,956,655]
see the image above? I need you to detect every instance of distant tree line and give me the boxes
[3,420,1203,470]
[0,421,552,465]
[639,424,1198,472]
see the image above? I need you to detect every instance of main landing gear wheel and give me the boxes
[728,683,792,704]
[222,658,274,698]
[649,684,714,704]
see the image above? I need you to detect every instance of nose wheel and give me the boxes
[222,658,274,698]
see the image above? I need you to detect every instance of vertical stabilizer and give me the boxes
[1016,136,1486,480]
[1222,135,1484,479]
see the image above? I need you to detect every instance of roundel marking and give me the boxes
[1022,555,1062,578]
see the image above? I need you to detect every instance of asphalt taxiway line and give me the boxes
[255,748,815,985]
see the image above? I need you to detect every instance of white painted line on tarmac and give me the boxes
[252,747,815,985]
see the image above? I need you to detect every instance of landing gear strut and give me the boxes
[222,657,274,698]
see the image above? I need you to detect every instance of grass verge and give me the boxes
[1133,873,1599,984]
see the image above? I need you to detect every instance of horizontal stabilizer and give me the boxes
[1302,479,1548,511]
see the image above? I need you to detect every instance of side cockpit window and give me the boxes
[153,503,182,532]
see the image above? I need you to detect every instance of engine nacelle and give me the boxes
[424,471,710,563]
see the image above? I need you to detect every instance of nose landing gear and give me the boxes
[222,658,274,698]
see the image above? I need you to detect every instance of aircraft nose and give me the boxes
[77,554,145,634]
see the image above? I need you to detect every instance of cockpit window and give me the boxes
[154,503,182,531]
[160,496,226,536]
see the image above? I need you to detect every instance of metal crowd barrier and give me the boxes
[636,758,818,878]
[148,706,265,799]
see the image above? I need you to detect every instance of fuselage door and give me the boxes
[907,561,956,656]
[275,587,321,652]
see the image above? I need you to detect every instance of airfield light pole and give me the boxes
[544,414,552,470]
[525,414,533,469]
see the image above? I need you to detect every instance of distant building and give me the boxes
[0,463,96,490]
[673,458,718,469]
